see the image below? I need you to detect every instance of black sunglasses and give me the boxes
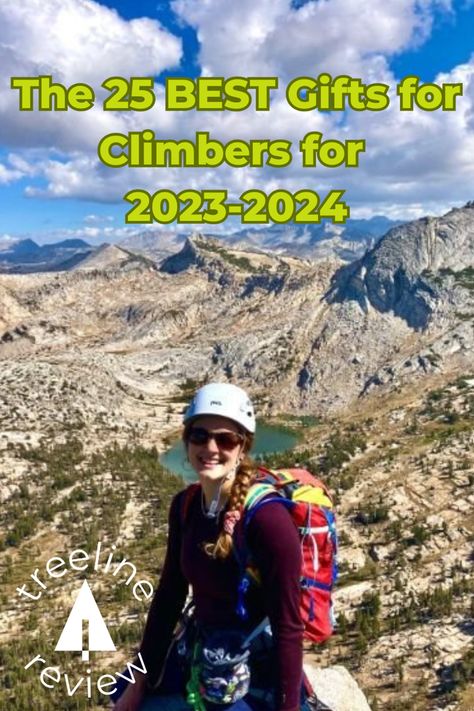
[187,427,244,450]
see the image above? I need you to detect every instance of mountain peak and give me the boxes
[160,232,253,275]
[72,243,155,272]
[327,203,474,329]
[160,233,205,274]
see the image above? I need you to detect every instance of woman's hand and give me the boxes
[111,675,146,711]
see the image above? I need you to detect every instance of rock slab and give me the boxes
[304,664,372,711]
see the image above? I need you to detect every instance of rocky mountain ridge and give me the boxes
[0,203,472,424]
[297,204,474,412]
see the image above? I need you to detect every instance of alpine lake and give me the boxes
[160,423,298,481]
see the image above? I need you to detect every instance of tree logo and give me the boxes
[20,543,152,699]
[55,580,116,662]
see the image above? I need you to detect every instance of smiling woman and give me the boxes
[111,382,316,711]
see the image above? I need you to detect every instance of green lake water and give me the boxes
[160,424,298,481]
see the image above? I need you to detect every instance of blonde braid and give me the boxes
[204,436,256,559]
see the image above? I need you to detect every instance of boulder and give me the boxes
[304,663,372,711]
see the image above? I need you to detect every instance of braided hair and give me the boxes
[205,438,256,559]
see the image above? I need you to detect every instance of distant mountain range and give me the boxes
[0,216,400,274]
[120,216,401,263]
[0,238,93,273]
[225,216,400,258]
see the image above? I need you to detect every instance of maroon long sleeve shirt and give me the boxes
[139,486,304,711]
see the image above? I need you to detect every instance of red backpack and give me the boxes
[181,466,338,644]
[236,466,338,643]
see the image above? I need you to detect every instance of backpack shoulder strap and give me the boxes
[244,482,277,510]
[179,483,201,526]
[242,480,291,533]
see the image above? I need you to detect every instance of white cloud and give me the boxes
[171,0,451,78]
[0,0,182,151]
[0,165,22,185]
[2,0,182,85]
[0,155,30,184]
[84,214,114,224]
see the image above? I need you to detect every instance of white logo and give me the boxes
[19,542,151,699]
[55,580,116,661]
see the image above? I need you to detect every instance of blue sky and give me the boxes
[1,0,473,245]
[392,1,474,78]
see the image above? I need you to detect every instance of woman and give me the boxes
[113,382,305,711]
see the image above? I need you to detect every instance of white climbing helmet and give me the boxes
[183,383,256,434]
